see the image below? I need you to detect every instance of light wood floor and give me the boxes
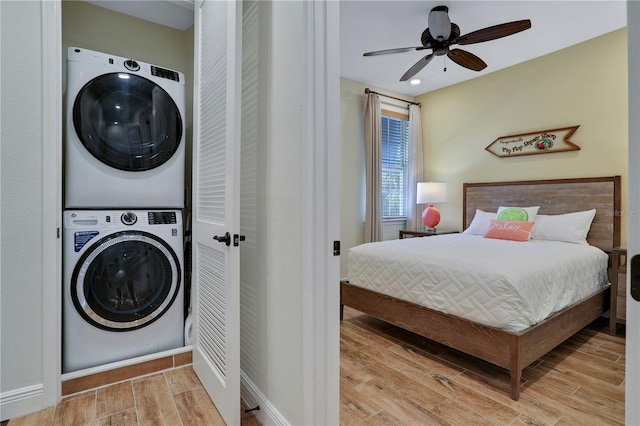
[6,309,626,425]
[6,366,260,426]
[340,306,625,425]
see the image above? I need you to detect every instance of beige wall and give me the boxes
[62,1,192,76]
[339,78,416,276]
[417,28,628,242]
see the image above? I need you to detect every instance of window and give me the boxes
[381,114,409,219]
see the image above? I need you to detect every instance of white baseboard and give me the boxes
[240,371,289,425]
[0,384,46,422]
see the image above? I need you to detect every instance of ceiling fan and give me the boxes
[364,5,532,81]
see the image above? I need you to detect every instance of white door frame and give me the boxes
[626,1,639,424]
[42,0,63,409]
[301,1,341,424]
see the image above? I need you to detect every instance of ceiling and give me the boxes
[341,1,627,96]
[85,1,627,98]
[84,1,194,31]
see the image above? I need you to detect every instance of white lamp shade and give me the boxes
[417,182,447,204]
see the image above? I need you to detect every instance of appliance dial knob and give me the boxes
[124,59,140,71]
[121,212,137,226]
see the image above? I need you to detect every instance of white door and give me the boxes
[627,2,640,424]
[192,1,242,425]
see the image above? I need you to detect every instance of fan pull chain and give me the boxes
[444,55,447,72]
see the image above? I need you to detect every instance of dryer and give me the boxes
[65,47,185,209]
[63,210,184,373]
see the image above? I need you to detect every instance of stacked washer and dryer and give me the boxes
[63,47,186,373]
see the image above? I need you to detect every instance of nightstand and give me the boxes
[609,247,627,335]
[399,229,458,239]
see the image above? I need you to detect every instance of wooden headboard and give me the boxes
[463,176,621,252]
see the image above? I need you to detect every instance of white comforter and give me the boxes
[347,234,609,332]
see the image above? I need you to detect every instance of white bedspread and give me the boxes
[347,234,609,332]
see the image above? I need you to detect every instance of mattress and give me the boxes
[347,234,609,331]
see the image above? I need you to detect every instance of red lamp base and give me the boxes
[422,205,441,232]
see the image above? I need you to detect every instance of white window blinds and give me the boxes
[381,114,409,219]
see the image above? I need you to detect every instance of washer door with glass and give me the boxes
[71,230,181,331]
[73,72,183,172]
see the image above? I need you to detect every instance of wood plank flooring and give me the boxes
[340,306,625,425]
[6,366,260,426]
[5,310,626,425]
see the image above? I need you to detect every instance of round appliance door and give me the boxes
[71,231,181,331]
[73,72,182,172]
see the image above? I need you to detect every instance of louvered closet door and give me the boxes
[192,1,242,425]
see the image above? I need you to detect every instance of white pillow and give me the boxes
[463,209,496,235]
[496,206,540,222]
[531,209,597,245]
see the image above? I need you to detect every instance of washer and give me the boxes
[65,47,185,209]
[63,210,184,373]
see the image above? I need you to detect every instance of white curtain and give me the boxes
[363,93,382,242]
[406,104,424,231]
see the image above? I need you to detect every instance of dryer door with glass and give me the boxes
[73,72,183,172]
[71,230,181,331]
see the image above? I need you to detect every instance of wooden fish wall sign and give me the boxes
[485,126,580,158]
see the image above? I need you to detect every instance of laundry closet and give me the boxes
[61,1,194,375]
[0,0,337,423]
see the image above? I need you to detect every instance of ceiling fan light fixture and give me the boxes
[363,6,532,79]
[428,6,451,41]
[410,78,422,85]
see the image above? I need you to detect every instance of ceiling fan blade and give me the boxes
[364,46,429,56]
[447,49,487,71]
[457,20,531,45]
[400,54,434,81]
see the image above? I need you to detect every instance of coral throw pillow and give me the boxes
[483,220,535,242]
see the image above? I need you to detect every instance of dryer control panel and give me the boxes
[148,211,178,225]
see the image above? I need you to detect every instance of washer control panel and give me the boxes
[66,211,180,227]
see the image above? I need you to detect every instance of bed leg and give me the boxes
[510,334,522,400]
[510,369,521,401]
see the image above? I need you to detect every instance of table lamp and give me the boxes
[416,182,447,232]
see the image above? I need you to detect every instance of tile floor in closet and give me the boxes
[6,366,260,426]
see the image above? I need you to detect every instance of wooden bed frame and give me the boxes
[340,176,621,400]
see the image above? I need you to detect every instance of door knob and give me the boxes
[213,232,231,246]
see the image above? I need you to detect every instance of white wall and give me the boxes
[240,2,306,423]
[241,2,340,423]
[0,0,46,416]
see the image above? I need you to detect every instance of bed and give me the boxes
[340,176,621,400]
